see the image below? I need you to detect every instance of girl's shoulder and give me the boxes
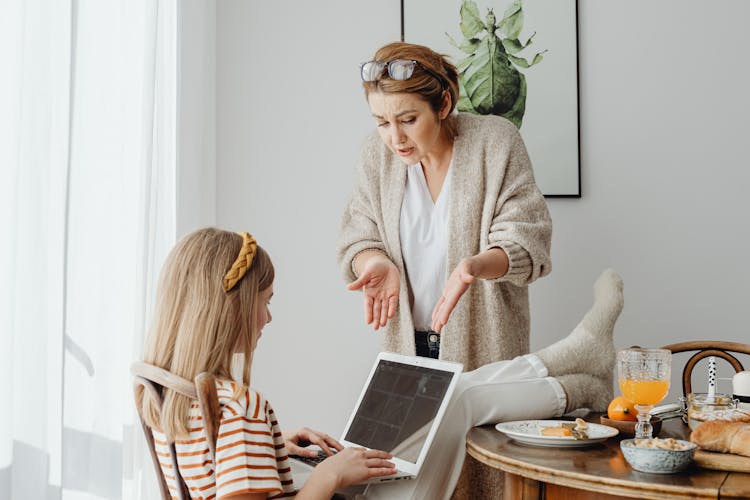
[215,378,273,420]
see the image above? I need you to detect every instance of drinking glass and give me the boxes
[617,348,672,439]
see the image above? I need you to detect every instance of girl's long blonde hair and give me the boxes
[137,227,274,439]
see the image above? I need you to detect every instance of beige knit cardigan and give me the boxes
[337,113,552,371]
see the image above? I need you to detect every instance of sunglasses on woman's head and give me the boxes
[360,59,444,88]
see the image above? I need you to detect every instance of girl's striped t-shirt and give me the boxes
[152,379,295,499]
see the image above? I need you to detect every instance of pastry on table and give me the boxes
[690,421,750,458]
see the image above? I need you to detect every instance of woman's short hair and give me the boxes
[362,41,460,138]
[138,227,274,439]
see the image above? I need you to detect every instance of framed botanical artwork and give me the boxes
[402,0,581,197]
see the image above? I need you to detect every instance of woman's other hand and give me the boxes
[431,249,509,332]
[431,258,476,333]
[347,252,400,330]
[283,427,343,458]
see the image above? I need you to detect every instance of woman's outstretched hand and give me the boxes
[283,427,343,458]
[347,253,400,330]
[431,258,476,333]
[431,249,509,332]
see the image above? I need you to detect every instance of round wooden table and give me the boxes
[466,415,750,499]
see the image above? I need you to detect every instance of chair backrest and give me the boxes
[660,341,750,397]
[131,362,221,500]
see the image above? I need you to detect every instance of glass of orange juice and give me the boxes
[617,348,671,439]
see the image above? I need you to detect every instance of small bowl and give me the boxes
[600,415,662,437]
[620,439,696,474]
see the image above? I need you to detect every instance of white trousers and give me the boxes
[363,354,566,500]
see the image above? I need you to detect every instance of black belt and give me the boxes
[418,331,440,343]
[415,330,440,359]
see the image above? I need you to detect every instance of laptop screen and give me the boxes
[343,359,454,463]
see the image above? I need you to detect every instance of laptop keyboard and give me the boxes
[290,449,335,468]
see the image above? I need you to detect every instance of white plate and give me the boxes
[495,420,619,448]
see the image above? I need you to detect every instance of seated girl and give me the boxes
[137,227,623,499]
[136,228,397,499]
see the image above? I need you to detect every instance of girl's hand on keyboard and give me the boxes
[283,427,343,458]
[318,447,396,489]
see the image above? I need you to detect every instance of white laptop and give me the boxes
[290,351,463,486]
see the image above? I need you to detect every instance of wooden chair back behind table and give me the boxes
[660,341,750,397]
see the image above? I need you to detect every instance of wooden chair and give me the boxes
[131,362,221,500]
[660,341,750,397]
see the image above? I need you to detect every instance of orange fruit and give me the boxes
[607,396,638,421]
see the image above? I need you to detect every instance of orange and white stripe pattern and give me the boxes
[152,379,295,499]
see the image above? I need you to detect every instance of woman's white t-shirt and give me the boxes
[399,162,451,331]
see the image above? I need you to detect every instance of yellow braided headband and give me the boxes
[223,232,257,292]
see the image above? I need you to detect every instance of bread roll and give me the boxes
[690,421,750,457]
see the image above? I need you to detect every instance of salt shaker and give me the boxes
[733,370,750,411]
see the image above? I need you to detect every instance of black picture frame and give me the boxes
[401,0,582,198]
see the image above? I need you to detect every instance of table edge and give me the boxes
[466,437,720,500]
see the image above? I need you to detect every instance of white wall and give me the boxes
[213,0,750,435]
[215,0,401,433]
[531,1,750,397]
[177,0,216,236]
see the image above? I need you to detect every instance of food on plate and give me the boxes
[540,418,589,439]
[607,396,638,422]
[689,407,750,424]
[690,421,750,457]
[574,418,589,430]
[541,426,572,437]
[625,437,693,451]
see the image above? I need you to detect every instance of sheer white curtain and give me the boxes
[1,1,176,498]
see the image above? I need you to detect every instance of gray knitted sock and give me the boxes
[535,269,624,380]
[558,373,613,412]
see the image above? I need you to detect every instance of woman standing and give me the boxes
[338,41,551,371]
